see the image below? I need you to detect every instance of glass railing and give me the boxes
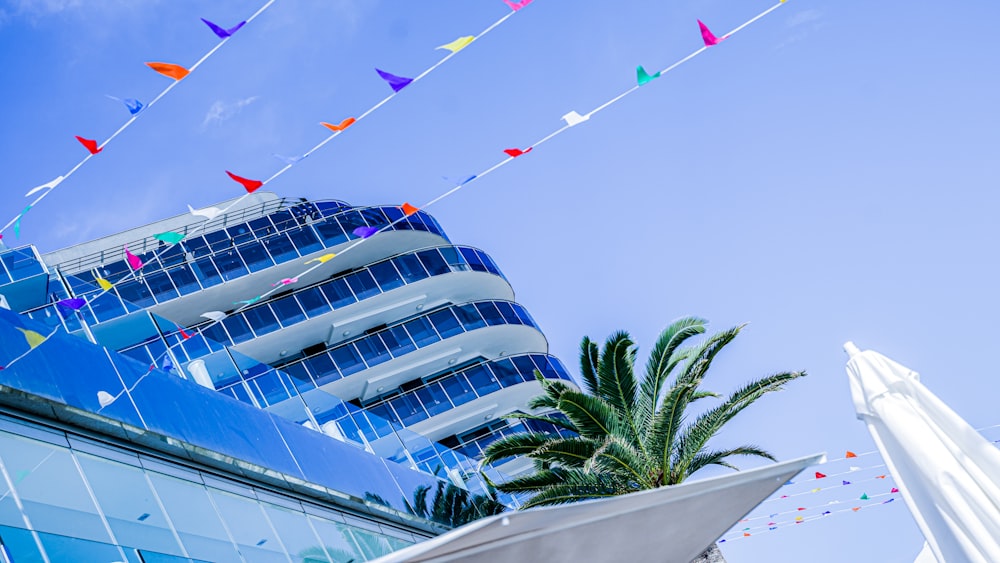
[24,202,451,329]
[116,245,510,366]
[0,245,46,286]
[227,300,544,398]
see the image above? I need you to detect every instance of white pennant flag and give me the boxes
[188,204,222,221]
[25,176,65,197]
[562,111,590,127]
[201,311,226,322]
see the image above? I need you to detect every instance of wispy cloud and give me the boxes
[776,9,825,50]
[787,9,823,29]
[202,96,259,128]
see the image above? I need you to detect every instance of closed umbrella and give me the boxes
[844,342,1000,562]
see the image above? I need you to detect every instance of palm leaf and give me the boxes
[637,318,707,432]
[556,390,623,440]
[685,445,776,476]
[503,411,579,433]
[531,437,601,469]
[676,324,745,388]
[480,432,557,466]
[595,331,642,449]
[579,336,600,395]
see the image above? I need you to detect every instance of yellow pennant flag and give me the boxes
[16,328,45,349]
[306,253,336,264]
[97,278,113,291]
[436,35,475,53]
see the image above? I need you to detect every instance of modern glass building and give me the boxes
[0,192,571,561]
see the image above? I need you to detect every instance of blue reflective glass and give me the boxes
[427,309,462,339]
[440,374,475,406]
[201,324,229,353]
[535,355,563,380]
[192,257,222,287]
[381,326,416,356]
[369,261,404,291]
[222,316,253,344]
[145,271,178,302]
[181,332,211,359]
[248,217,275,238]
[271,295,306,326]
[416,384,451,416]
[158,244,185,268]
[321,278,355,309]
[263,233,297,264]
[306,353,339,382]
[254,372,291,406]
[227,224,254,246]
[117,279,155,308]
[239,241,273,272]
[365,402,398,427]
[330,345,365,376]
[512,303,537,327]
[491,359,522,387]
[204,230,231,253]
[391,395,427,426]
[453,304,486,330]
[244,306,279,336]
[212,250,248,281]
[438,247,469,271]
[183,236,211,258]
[294,287,329,316]
[287,226,323,255]
[416,249,449,276]
[345,270,380,300]
[459,247,487,272]
[339,211,367,236]
[403,317,438,347]
[475,302,505,326]
[405,214,429,232]
[464,364,500,395]
[361,207,389,228]
[392,254,428,283]
[512,356,538,381]
[89,292,127,322]
[269,210,297,231]
[355,336,390,367]
[315,221,348,246]
[383,206,404,223]
[281,362,315,393]
[167,265,200,295]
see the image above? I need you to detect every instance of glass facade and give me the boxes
[0,415,419,563]
[0,246,45,286]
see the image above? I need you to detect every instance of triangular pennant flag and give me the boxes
[503,0,533,11]
[460,175,477,185]
[75,136,102,155]
[797,507,805,511]
[188,204,222,221]
[179,329,192,340]
[353,226,380,239]
[849,466,861,472]
[845,451,857,458]
[860,493,869,500]
[161,355,174,373]
[14,469,30,483]
[504,147,533,158]
[698,19,724,47]
[97,277,113,291]
[842,480,851,486]
[321,118,356,132]
[13,205,31,238]
[883,498,895,504]
[16,327,46,349]
[201,18,246,39]
[786,480,795,485]
[272,278,298,287]
[794,516,803,522]
[810,488,821,493]
[436,35,475,53]
[306,253,336,264]
[375,68,413,93]
[97,391,116,408]
[768,527,777,531]
[852,507,860,512]
[146,62,190,80]
[235,296,263,306]
[401,202,419,216]
[875,475,886,479]
[201,311,226,322]
[124,246,143,270]
[25,176,64,197]
[153,232,186,244]
[562,111,590,127]
[226,171,263,193]
[890,487,899,493]
[742,533,750,537]
[107,95,145,115]
[636,65,661,86]
[815,471,826,479]
[822,511,831,515]
[273,154,304,165]
[56,298,86,311]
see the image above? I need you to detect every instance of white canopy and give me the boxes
[373,453,822,563]
[844,342,1000,563]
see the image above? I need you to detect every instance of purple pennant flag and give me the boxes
[57,298,86,311]
[353,226,380,239]
[201,18,246,39]
[375,68,413,93]
[842,480,851,485]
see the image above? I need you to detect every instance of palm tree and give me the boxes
[480,317,806,561]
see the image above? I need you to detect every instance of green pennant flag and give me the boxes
[154,231,186,244]
[860,493,869,500]
[636,65,661,86]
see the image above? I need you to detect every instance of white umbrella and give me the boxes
[844,342,1000,563]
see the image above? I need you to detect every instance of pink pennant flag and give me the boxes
[891,487,899,493]
[698,19,725,47]
[124,246,143,270]
[273,277,298,287]
[503,0,533,10]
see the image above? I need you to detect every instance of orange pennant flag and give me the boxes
[401,202,419,216]
[845,451,857,458]
[321,118,356,132]
[145,62,190,80]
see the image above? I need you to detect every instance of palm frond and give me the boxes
[588,436,652,487]
[531,437,601,469]
[645,382,697,475]
[579,336,600,396]
[556,390,624,440]
[502,411,579,433]
[596,331,642,449]
[526,373,576,410]
[480,432,557,466]
[676,324,746,388]
[637,318,707,431]
[685,445,776,477]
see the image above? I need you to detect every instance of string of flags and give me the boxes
[5,2,797,404]
[0,0,277,242]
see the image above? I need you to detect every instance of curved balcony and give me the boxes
[117,246,513,366]
[223,353,572,448]
[23,203,452,332]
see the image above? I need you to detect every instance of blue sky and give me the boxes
[2,0,999,560]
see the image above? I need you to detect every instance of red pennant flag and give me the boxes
[401,202,419,216]
[845,451,857,458]
[815,472,827,479]
[875,475,886,479]
[797,507,805,511]
[179,329,192,340]
[75,136,102,155]
[891,487,899,493]
[226,171,263,193]
[504,147,533,158]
